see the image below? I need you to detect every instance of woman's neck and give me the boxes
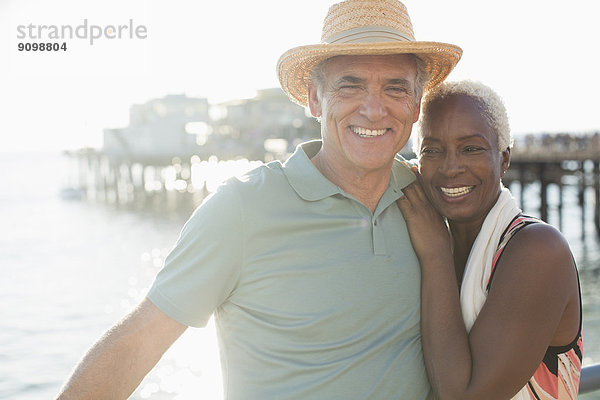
[449,222,483,286]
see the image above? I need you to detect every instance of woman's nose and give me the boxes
[440,152,465,176]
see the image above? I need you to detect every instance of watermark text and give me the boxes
[16,19,147,46]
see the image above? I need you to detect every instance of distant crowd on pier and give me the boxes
[513,132,600,157]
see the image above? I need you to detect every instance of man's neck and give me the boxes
[311,151,392,213]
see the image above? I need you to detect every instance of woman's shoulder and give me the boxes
[493,218,577,294]
[506,219,572,260]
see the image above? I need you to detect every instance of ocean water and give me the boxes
[0,152,598,399]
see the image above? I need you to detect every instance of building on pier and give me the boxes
[102,94,210,162]
[210,88,321,161]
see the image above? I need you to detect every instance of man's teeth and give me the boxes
[352,127,387,137]
[440,186,474,197]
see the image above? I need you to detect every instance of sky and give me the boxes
[1,0,598,152]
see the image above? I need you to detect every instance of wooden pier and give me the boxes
[504,133,600,236]
[62,148,267,214]
[63,148,211,213]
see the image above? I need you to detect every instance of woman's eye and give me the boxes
[420,148,440,156]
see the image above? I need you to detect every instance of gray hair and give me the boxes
[415,80,513,153]
[308,54,429,104]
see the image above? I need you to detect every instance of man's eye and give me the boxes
[336,85,363,95]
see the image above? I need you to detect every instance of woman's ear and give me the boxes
[500,147,511,178]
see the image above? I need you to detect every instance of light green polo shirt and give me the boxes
[148,140,432,400]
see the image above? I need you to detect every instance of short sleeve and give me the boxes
[147,181,244,327]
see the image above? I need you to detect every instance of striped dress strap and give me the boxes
[486,213,542,291]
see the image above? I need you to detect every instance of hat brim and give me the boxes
[277,41,462,107]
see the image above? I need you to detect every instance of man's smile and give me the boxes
[350,126,389,138]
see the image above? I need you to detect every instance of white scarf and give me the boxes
[459,187,521,332]
[459,187,534,400]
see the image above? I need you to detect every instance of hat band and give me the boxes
[325,26,414,44]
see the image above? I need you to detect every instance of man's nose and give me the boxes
[359,90,387,121]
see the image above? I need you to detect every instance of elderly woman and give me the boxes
[397,81,582,400]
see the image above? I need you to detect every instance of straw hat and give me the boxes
[277,0,462,107]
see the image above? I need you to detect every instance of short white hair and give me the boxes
[415,80,513,153]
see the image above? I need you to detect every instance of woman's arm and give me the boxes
[397,182,579,400]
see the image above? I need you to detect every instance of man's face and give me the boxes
[308,54,420,177]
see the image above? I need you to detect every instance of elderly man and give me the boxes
[57,0,461,399]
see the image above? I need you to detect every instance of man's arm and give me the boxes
[57,297,187,399]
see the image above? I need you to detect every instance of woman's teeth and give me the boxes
[440,186,474,197]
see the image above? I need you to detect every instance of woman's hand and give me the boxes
[396,169,452,264]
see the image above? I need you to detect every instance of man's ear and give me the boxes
[307,83,322,118]
[412,98,421,123]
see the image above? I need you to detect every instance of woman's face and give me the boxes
[418,95,510,226]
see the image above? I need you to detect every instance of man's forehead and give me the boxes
[322,54,417,78]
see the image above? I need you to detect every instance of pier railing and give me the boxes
[580,364,600,394]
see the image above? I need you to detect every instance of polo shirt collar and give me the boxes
[283,140,341,201]
[283,140,416,204]
[390,154,417,193]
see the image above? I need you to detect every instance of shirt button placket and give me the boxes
[372,217,386,255]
